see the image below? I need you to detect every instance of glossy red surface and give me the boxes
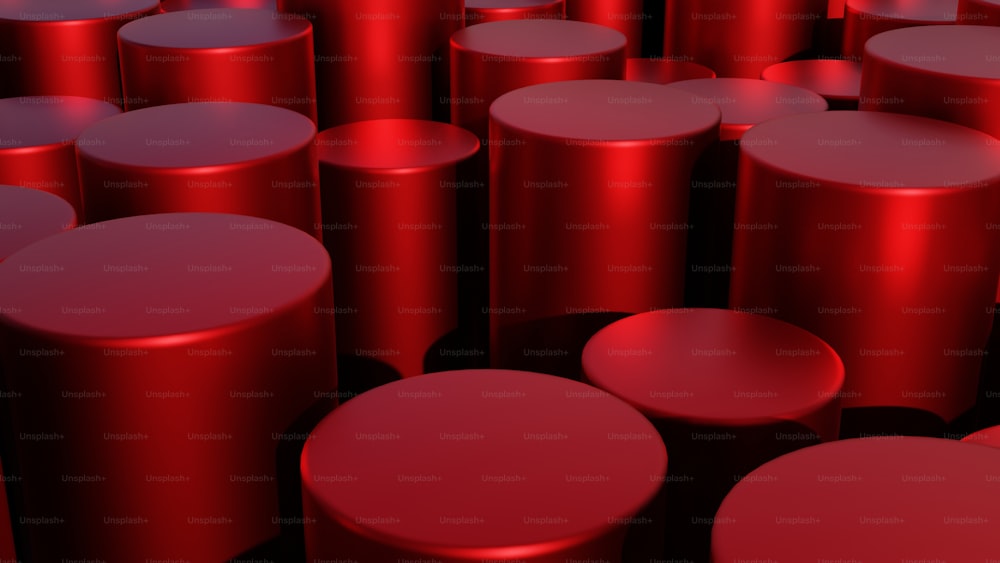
[843,0,958,59]
[958,0,1000,23]
[730,110,1000,422]
[75,102,322,239]
[625,58,716,84]
[761,59,863,106]
[712,437,1000,561]
[301,369,666,562]
[0,185,76,262]
[565,0,644,57]
[0,95,121,215]
[0,212,336,562]
[961,424,1000,447]
[315,119,480,378]
[465,0,564,25]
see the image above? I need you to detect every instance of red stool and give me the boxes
[488,79,720,375]
[626,58,716,84]
[315,119,480,380]
[465,0,564,25]
[582,307,844,561]
[961,425,1000,447]
[0,0,161,103]
[761,59,863,110]
[117,8,317,122]
[664,0,827,78]
[0,96,121,217]
[958,0,1000,23]
[0,186,76,262]
[712,437,1000,561]
[729,111,1000,432]
[564,0,645,57]
[301,369,667,563]
[0,212,336,562]
[75,102,322,240]
[843,0,958,60]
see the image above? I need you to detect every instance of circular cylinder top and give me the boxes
[118,8,311,49]
[845,0,958,22]
[0,185,76,262]
[0,96,122,149]
[0,0,159,21]
[316,119,479,170]
[625,58,716,84]
[450,19,625,59]
[864,24,1000,79]
[0,212,330,341]
[761,59,863,103]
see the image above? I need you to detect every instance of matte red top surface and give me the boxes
[761,59,863,102]
[315,119,479,170]
[0,96,121,148]
[0,0,160,21]
[864,25,1000,79]
[846,0,958,21]
[582,308,844,425]
[0,185,76,262]
[625,58,716,84]
[450,19,625,58]
[668,78,829,141]
[739,111,1000,189]
[76,102,316,168]
[490,79,721,142]
[161,0,277,10]
[712,437,1000,561]
[0,212,330,340]
[962,425,1000,448]
[302,369,667,553]
[466,0,561,8]
[118,8,311,49]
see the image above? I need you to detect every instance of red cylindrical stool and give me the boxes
[0,95,121,217]
[664,0,827,78]
[161,0,277,10]
[761,59,863,110]
[859,25,1000,139]
[75,102,321,239]
[315,119,480,382]
[117,9,317,122]
[843,0,958,60]
[301,369,667,563]
[489,79,720,375]
[626,58,716,84]
[0,185,76,262]
[0,212,336,563]
[958,0,1000,23]
[729,111,1000,434]
[0,0,161,103]
[712,437,1000,562]
[961,425,1000,447]
[582,308,844,562]
[564,0,644,57]
[667,78,828,308]
[275,0,462,128]
[465,0,564,25]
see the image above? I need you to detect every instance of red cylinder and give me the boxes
[488,79,720,373]
[626,58,716,84]
[0,95,121,217]
[729,110,1000,424]
[961,425,1000,447]
[315,119,480,379]
[958,0,1000,23]
[0,185,76,263]
[300,369,667,563]
[161,0,276,10]
[564,0,645,57]
[0,212,336,562]
[842,0,958,60]
[75,102,322,240]
[465,0,564,25]
[664,0,827,78]
[117,9,317,122]
[0,0,161,103]
[762,59,863,110]
[275,0,463,128]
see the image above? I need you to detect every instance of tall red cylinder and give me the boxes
[564,0,645,57]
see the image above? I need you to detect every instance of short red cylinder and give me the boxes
[842,0,958,60]
[664,0,827,78]
[0,95,121,217]
[0,185,76,263]
[0,212,336,563]
[0,0,161,103]
[564,0,645,57]
[315,119,480,379]
[626,58,716,84]
[729,110,1000,424]
[75,102,322,240]
[465,0,564,25]
[761,59,863,110]
[958,0,1000,23]
[117,9,317,122]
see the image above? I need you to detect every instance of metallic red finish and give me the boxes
[829,0,847,17]
[664,0,827,78]
[625,58,716,84]
[961,425,1000,447]
[842,0,958,60]
[118,9,317,122]
[0,0,161,103]
[712,438,1000,561]
[762,59,863,109]
[0,186,76,262]
[0,96,121,217]
[0,212,336,563]
[75,102,322,240]
[301,369,667,562]
[161,0,276,10]
[465,0,564,25]
[315,119,480,378]
[564,0,644,57]
[488,80,720,370]
[729,111,1000,423]
[276,0,463,128]
[958,0,1000,23]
